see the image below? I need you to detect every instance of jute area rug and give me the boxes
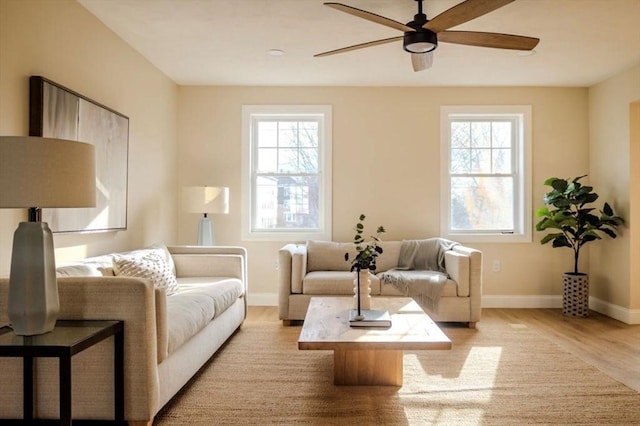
[155,318,640,425]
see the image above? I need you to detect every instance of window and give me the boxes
[440,105,532,243]
[241,105,332,241]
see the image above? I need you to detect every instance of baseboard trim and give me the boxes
[250,293,639,324]
[482,295,639,324]
[481,295,562,308]
[589,297,640,324]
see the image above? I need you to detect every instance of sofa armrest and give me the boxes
[444,251,470,297]
[167,245,247,285]
[451,245,483,321]
[0,276,159,422]
[278,243,307,320]
[278,244,307,294]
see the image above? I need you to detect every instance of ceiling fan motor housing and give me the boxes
[403,28,437,53]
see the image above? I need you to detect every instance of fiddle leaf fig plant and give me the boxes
[344,214,385,272]
[535,175,625,275]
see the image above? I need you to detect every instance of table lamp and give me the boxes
[183,186,229,245]
[0,136,96,335]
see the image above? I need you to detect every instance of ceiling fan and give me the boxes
[315,0,540,71]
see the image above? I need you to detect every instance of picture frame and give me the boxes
[29,76,129,233]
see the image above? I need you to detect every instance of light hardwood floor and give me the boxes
[246,306,640,392]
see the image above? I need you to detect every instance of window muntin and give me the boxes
[441,106,532,243]
[242,105,332,241]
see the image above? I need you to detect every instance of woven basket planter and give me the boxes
[562,273,589,317]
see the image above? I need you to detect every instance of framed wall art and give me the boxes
[29,76,129,233]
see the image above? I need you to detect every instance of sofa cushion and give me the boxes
[303,271,382,295]
[57,254,115,276]
[306,241,356,272]
[176,277,244,317]
[379,276,459,297]
[374,241,402,273]
[58,245,175,278]
[166,278,243,356]
[56,263,104,277]
[113,251,179,295]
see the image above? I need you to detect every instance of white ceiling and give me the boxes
[78,0,640,87]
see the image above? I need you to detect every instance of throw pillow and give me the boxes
[113,251,179,295]
[120,244,176,276]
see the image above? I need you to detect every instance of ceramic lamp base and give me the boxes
[197,215,214,246]
[8,221,59,336]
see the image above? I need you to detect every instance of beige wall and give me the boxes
[589,64,640,311]
[177,86,590,304]
[0,0,179,277]
[2,0,635,318]
[631,100,640,310]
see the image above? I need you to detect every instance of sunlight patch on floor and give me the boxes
[403,408,485,425]
[400,345,503,422]
[509,323,528,329]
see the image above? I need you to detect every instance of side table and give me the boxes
[0,320,124,425]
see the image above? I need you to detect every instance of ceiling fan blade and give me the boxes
[411,52,434,72]
[439,30,539,50]
[314,36,403,57]
[425,0,515,33]
[324,3,414,32]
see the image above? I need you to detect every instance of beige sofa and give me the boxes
[0,245,247,425]
[278,240,482,327]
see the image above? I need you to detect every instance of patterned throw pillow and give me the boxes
[113,251,179,295]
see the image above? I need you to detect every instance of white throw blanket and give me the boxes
[381,238,459,312]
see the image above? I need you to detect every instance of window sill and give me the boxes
[443,232,532,244]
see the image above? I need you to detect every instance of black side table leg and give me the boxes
[59,355,72,426]
[114,329,125,424]
[23,356,34,421]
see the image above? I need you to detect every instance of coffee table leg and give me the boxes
[333,349,403,386]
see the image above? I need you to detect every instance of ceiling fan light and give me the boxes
[403,30,437,53]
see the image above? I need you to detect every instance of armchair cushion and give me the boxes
[306,241,355,272]
[303,271,382,295]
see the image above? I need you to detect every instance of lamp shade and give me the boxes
[183,186,229,214]
[0,136,96,208]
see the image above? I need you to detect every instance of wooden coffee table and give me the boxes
[298,296,451,386]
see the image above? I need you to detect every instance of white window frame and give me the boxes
[440,105,532,243]
[241,105,332,241]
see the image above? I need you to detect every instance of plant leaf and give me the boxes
[543,177,559,186]
[540,233,563,245]
[551,178,568,192]
[551,236,572,248]
[535,207,550,217]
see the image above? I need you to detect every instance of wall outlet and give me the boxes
[492,260,501,272]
